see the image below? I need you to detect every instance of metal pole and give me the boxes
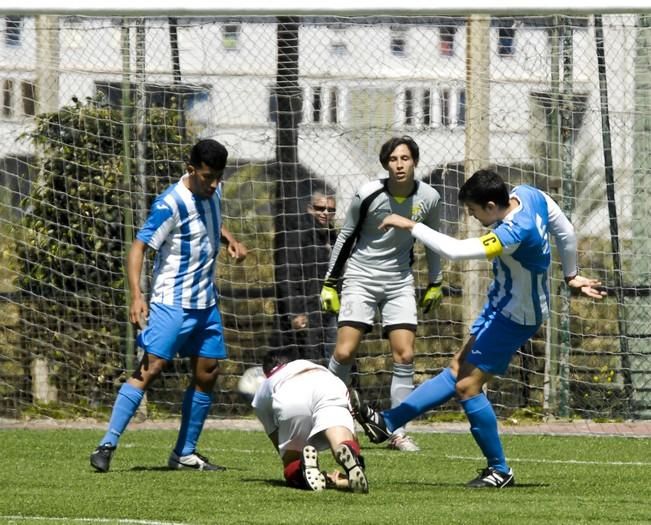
[121,20,135,375]
[35,15,60,115]
[168,17,186,141]
[558,18,574,417]
[273,17,302,345]
[463,15,491,332]
[545,16,562,413]
[594,14,633,416]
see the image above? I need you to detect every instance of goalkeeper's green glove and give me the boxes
[320,280,340,314]
[420,282,443,313]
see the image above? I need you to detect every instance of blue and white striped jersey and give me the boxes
[136,175,223,309]
[412,184,578,326]
[488,185,552,326]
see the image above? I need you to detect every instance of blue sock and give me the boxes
[99,383,144,447]
[382,367,456,433]
[174,389,213,456]
[461,393,509,473]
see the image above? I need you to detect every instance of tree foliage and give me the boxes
[17,98,191,406]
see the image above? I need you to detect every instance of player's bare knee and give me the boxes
[195,370,219,390]
[391,347,414,364]
[455,378,482,400]
[333,345,356,363]
[448,359,461,377]
[132,353,167,384]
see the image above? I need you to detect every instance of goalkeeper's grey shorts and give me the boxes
[337,269,417,332]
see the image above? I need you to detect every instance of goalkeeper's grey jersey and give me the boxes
[326,179,442,283]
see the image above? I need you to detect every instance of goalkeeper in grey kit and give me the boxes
[320,135,442,452]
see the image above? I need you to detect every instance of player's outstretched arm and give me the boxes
[378,213,416,232]
[566,274,607,300]
[379,214,491,261]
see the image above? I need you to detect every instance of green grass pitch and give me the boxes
[0,428,649,524]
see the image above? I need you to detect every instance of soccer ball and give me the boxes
[237,366,265,397]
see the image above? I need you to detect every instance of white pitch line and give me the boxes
[446,455,651,467]
[0,516,188,525]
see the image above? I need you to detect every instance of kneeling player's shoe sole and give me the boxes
[335,443,369,494]
[168,450,226,471]
[90,443,116,473]
[301,446,326,491]
[466,467,515,488]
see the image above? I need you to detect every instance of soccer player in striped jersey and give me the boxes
[90,139,247,473]
[320,136,443,452]
[352,169,605,487]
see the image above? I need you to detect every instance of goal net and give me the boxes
[1,11,650,430]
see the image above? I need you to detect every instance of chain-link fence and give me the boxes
[0,13,649,425]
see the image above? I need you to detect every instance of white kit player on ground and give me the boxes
[320,135,443,452]
[90,139,247,473]
[352,169,606,488]
[252,347,368,493]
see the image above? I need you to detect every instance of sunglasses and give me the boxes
[311,205,336,213]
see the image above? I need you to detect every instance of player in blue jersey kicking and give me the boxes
[90,139,247,473]
[351,169,605,488]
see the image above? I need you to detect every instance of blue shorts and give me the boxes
[137,303,227,361]
[467,306,540,375]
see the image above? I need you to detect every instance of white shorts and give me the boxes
[337,270,417,331]
[272,369,354,457]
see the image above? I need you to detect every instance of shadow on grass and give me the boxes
[129,465,241,472]
[391,481,550,489]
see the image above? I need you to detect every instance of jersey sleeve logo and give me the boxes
[480,232,503,259]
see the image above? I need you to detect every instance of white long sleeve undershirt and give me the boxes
[411,192,578,279]
[411,223,485,261]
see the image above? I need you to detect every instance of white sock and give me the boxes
[328,355,353,387]
[390,362,414,436]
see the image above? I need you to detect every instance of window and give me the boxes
[498,27,516,56]
[312,87,322,123]
[440,89,450,127]
[439,26,456,57]
[21,81,36,116]
[330,27,348,56]
[404,89,414,126]
[390,28,406,56]
[331,41,347,56]
[328,88,338,124]
[5,17,21,47]
[2,79,13,118]
[422,89,431,127]
[222,24,240,51]
[457,89,466,126]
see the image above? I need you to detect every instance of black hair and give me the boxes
[458,169,510,208]
[189,139,228,171]
[262,347,300,376]
[378,136,420,169]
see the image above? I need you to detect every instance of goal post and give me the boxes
[0,7,649,429]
